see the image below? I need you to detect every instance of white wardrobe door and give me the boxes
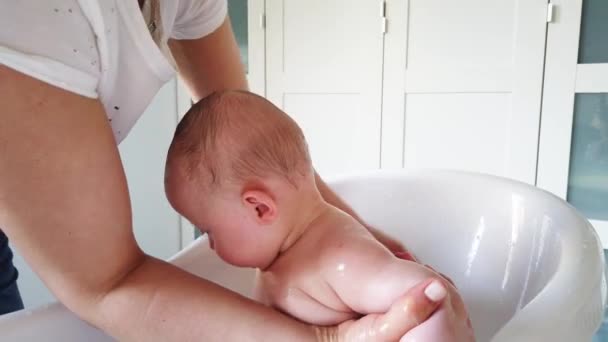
[265,0,385,177]
[537,0,608,245]
[382,0,548,184]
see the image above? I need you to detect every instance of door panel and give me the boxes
[404,93,512,175]
[266,0,384,177]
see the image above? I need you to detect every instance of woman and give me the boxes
[0,1,451,340]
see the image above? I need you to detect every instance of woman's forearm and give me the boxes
[96,255,318,341]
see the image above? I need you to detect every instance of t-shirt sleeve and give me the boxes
[171,0,228,40]
[0,1,101,98]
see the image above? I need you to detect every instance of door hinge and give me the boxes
[547,3,555,23]
[260,13,266,29]
[381,1,388,34]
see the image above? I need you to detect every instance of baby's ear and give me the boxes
[242,190,277,224]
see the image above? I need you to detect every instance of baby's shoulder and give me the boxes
[316,227,393,274]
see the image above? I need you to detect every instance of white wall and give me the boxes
[119,79,181,260]
[13,79,182,308]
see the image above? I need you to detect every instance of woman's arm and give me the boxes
[169,17,248,101]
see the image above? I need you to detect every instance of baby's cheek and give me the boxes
[214,240,247,265]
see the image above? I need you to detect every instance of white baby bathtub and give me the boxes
[0,170,605,341]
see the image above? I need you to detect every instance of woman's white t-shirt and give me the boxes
[0,0,227,143]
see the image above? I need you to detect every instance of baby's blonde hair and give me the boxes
[167,90,312,189]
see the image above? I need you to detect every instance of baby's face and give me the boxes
[189,197,256,264]
[185,191,284,269]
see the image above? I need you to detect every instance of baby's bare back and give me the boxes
[255,210,462,340]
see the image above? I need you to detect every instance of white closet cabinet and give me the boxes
[381,0,548,185]
[262,0,549,185]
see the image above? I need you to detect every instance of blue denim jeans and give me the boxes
[0,230,23,314]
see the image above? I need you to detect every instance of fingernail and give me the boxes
[424,281,447,302]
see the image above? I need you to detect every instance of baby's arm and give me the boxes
[322,237,441,314]
[322,236,469,329]
[322,236,476,340]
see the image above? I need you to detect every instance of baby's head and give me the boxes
[165,90,322,268]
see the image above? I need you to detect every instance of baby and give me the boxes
[165,90,474,341]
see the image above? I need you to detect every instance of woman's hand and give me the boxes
[315,279,447,341]
[433,282,476,342]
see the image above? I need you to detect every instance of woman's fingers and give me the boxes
[422,265,472,333]
[332,278,446,342]
[373,278,447,341]
[424,264,456,288]
[394,250,418,262]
